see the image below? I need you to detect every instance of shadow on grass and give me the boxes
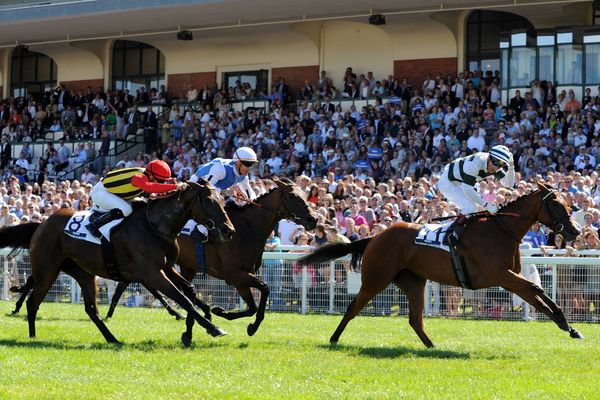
[318,343,470,359]
[0,337,229,352]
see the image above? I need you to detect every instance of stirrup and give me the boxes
[190,228,208,243]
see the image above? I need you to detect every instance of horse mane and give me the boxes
[498,188,540,212]
[225,185,277,211]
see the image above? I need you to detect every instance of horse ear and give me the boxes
[273,177,286,188]
[536,179,548,192]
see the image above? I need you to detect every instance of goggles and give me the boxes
[491,157,507,169]
[240,160,256,168]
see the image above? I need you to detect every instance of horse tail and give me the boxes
[0,223,40,255]
[298,238,373,269]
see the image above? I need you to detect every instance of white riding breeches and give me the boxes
[437,174,480,215]
[90,182,133,216]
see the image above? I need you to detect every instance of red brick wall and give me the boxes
[167,72,217,100]
[61,79,104,94]
[394,57,457,93]
[271,65,319,99]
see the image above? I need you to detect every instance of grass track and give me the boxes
[0,302,598,399]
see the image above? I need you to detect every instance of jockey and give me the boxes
[189,146,258,241]
[86,159,177,237]
[438,144,515,216]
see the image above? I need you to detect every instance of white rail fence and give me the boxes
[1,248,599,322]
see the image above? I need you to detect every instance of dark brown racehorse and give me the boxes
[0,181,235,344]
[106,178,318,346]
[299,182,583,347]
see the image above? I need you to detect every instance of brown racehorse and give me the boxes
[0,181,235,344]
[298,182,583,347]
[106,178,319,346]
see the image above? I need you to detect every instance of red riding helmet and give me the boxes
[145,159,172,182]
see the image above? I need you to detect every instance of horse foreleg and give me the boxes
[394,271,434,348]
[143,270,225,348]
[247,280,270,337]
[145,286,185,321]
[211,286,258,322]
[11,275,33,315]
[105,282,128,319]
[500,270,583,339]
[164,268,207,321]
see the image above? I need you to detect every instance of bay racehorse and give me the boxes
[298,181,583,347]
[106,177,318,346]
[0,180,234,344]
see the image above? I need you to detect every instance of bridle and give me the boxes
[493,188,573,242]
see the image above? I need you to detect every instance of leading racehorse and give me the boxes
[0,180,235,344]
[299,181,583,347]
[106,177,319,346]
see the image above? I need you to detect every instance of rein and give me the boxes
[229,193,302,223]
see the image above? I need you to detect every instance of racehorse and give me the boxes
[0,181,235,344]
[298,181,583,347]
[106,177,318,346]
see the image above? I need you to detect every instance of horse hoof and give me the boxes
[181,332,192,348]
[211,306,225,316]
[570,330,584,339]
[174,313,185,321]
[210,327,227,338]
[11,310,18,315]
[330,338,338,344]
[247,324,258,336]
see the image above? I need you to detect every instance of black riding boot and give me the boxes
[86,209,125,237]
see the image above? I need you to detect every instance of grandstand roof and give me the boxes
[0,0,589,47]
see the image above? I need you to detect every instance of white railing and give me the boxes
[2,248,599,322]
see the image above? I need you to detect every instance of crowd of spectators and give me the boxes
[1,66,600,319]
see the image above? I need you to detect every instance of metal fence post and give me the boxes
[2,257,8,301]
[328,261,335,314]
[70,276,80,304]
[301,265,307,314]
[550,265,557,303]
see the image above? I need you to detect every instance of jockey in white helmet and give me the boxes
[438,144,515,215]
[189,146,258,241]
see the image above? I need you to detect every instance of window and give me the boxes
[10,47,57,100]
[112,40,165,98]
[509,47,536,87]
[585,44,600,85]
[557,44,583,84]
[466,10,534,73]
[223,70,269,98]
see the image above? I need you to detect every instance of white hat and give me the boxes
[233,147,258,163]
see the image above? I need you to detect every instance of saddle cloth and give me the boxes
[414,221,453,253]
[64,210,124,245]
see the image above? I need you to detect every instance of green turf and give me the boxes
[0,302,598,400]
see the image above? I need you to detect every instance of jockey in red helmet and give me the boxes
[86,159,177,237]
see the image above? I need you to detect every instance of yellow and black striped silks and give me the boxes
[100,167,145,200]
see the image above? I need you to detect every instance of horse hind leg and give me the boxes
[62,260,120,343]
[26,267,60,339]
[394,271,434,348]
[11,275,33,314]
[330,286,380,344]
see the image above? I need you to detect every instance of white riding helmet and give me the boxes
[233,146,258,164]
[490,145,512,166]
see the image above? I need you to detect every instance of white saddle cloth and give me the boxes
[64,211,124,245]
[414,220,453,253]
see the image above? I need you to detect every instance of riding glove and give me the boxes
[484,202,498,214]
